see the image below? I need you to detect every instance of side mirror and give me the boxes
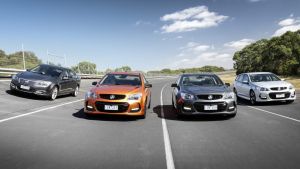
[26,69,30,71]
[225,83,230,87]
[145,83,152,88]
[62,76,69,80]
[171,83,178,87]
[242,81,249,84]
[92,81,98,86]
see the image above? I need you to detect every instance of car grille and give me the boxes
[18,78,33,85]
[197,94,223,100]
[269,92,290,99]
[193,102,227,112]
[95,101,129,113]
[99,94,126,100]
[270,87,287,91]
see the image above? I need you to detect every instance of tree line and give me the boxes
[147,66,225,75]
[0,50,42,69]
[233,30,300,76]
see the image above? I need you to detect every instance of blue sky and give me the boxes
[0,0,300,71]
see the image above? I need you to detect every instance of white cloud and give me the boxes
[224,39,255,50]
[168,42,233,69]
[135,20,152,26]
[273,16,300,37]
[160,6,228,33]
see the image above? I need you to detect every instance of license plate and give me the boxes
[276,94,285,98]
[20,85,30,90]
[204,105,218,111]
[104,105,118,110]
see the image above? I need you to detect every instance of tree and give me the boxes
[115,66,132,72]
[71,61,97,74]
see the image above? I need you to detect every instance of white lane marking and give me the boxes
[247,106,300,123]
[0,80,11,82]
[160,83,175,169]
[0,99,84,123]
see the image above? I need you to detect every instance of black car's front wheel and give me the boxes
[72,86,79,97]
[50,86,58,100]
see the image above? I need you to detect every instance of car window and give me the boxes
[100,74,141,86]
[237,74,243,82]
[180,74,223,86]
[249,74,281,82]
[30,65,63,77]
[242,74,249,82]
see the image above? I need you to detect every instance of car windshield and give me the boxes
[30,65,63,77]
[250,74,281,82]
[181,75,223,86]
[100,74,141,86]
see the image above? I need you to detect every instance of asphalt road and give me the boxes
[0,78,299,169]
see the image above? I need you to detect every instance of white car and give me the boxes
[233,72,296,104]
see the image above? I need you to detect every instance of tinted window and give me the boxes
[237,74,243,82]
[242,74,249,82]
[101,74,141,86]
[180,74,223,86]
[30,65,63,77]
[250,74,281,82]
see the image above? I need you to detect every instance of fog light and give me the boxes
[131,107,140,111]
[259,94,267,99]
[228,106,235,110]
[183,107,192,111]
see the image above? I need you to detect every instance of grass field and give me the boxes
[219,72,300,89]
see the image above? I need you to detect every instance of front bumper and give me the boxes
[84,98,145,116]
[10,81,52,96]
[255,89,296,102]
[176,99,237,115]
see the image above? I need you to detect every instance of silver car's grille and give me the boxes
[270,87,287,91]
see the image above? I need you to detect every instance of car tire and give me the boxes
[250,90,256,105]
[72,86,79,97]
[148,96,151,109]
[50,86,58,100]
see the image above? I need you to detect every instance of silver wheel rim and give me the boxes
[74,87,79,96]
[52,88,57,100]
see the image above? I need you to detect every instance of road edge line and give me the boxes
[160,83,175,169]
[0,99,84,123]
[247,106,300,123]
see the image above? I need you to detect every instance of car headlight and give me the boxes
[289,85,294,90]
[85,91,97,100]
[34,81,52,87]
[256,86,269,91]
[224,92,235,100]
[128,93,142,100]
[180,92,195,100]
[12,75,18,81]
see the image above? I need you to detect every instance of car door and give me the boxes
[68,70,77,91]
[59,70,72,94]
[240,74,251,98]
[142,75,151,106]
[234,74,243,96]
[172,76,181,107]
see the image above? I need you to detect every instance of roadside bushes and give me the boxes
[233,30,300,76]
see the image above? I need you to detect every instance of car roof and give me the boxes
[108,72,141,76]
[181,72,217,76]
[242,72,273,75]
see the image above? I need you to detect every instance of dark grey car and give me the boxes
[171,73,237,117]
[10,64,81,100]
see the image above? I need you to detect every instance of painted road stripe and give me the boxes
[160,83,175,169]
[248,106,300,123]
[0,99,84,123]
[0,80,11,82]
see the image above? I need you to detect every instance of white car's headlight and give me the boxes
[256,86,269,91]
[85,91,97,100]
[34,81,52,87]
[289,85,294,90]
[224,92,235,99]
[180,92,195,100]
[128,93,142,100]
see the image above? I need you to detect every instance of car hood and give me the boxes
[92,85,142,94]
[252,81,291,88]
[182,85,231,95]
[17,71,56,81]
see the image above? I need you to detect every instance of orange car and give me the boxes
[84,72,152,119]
